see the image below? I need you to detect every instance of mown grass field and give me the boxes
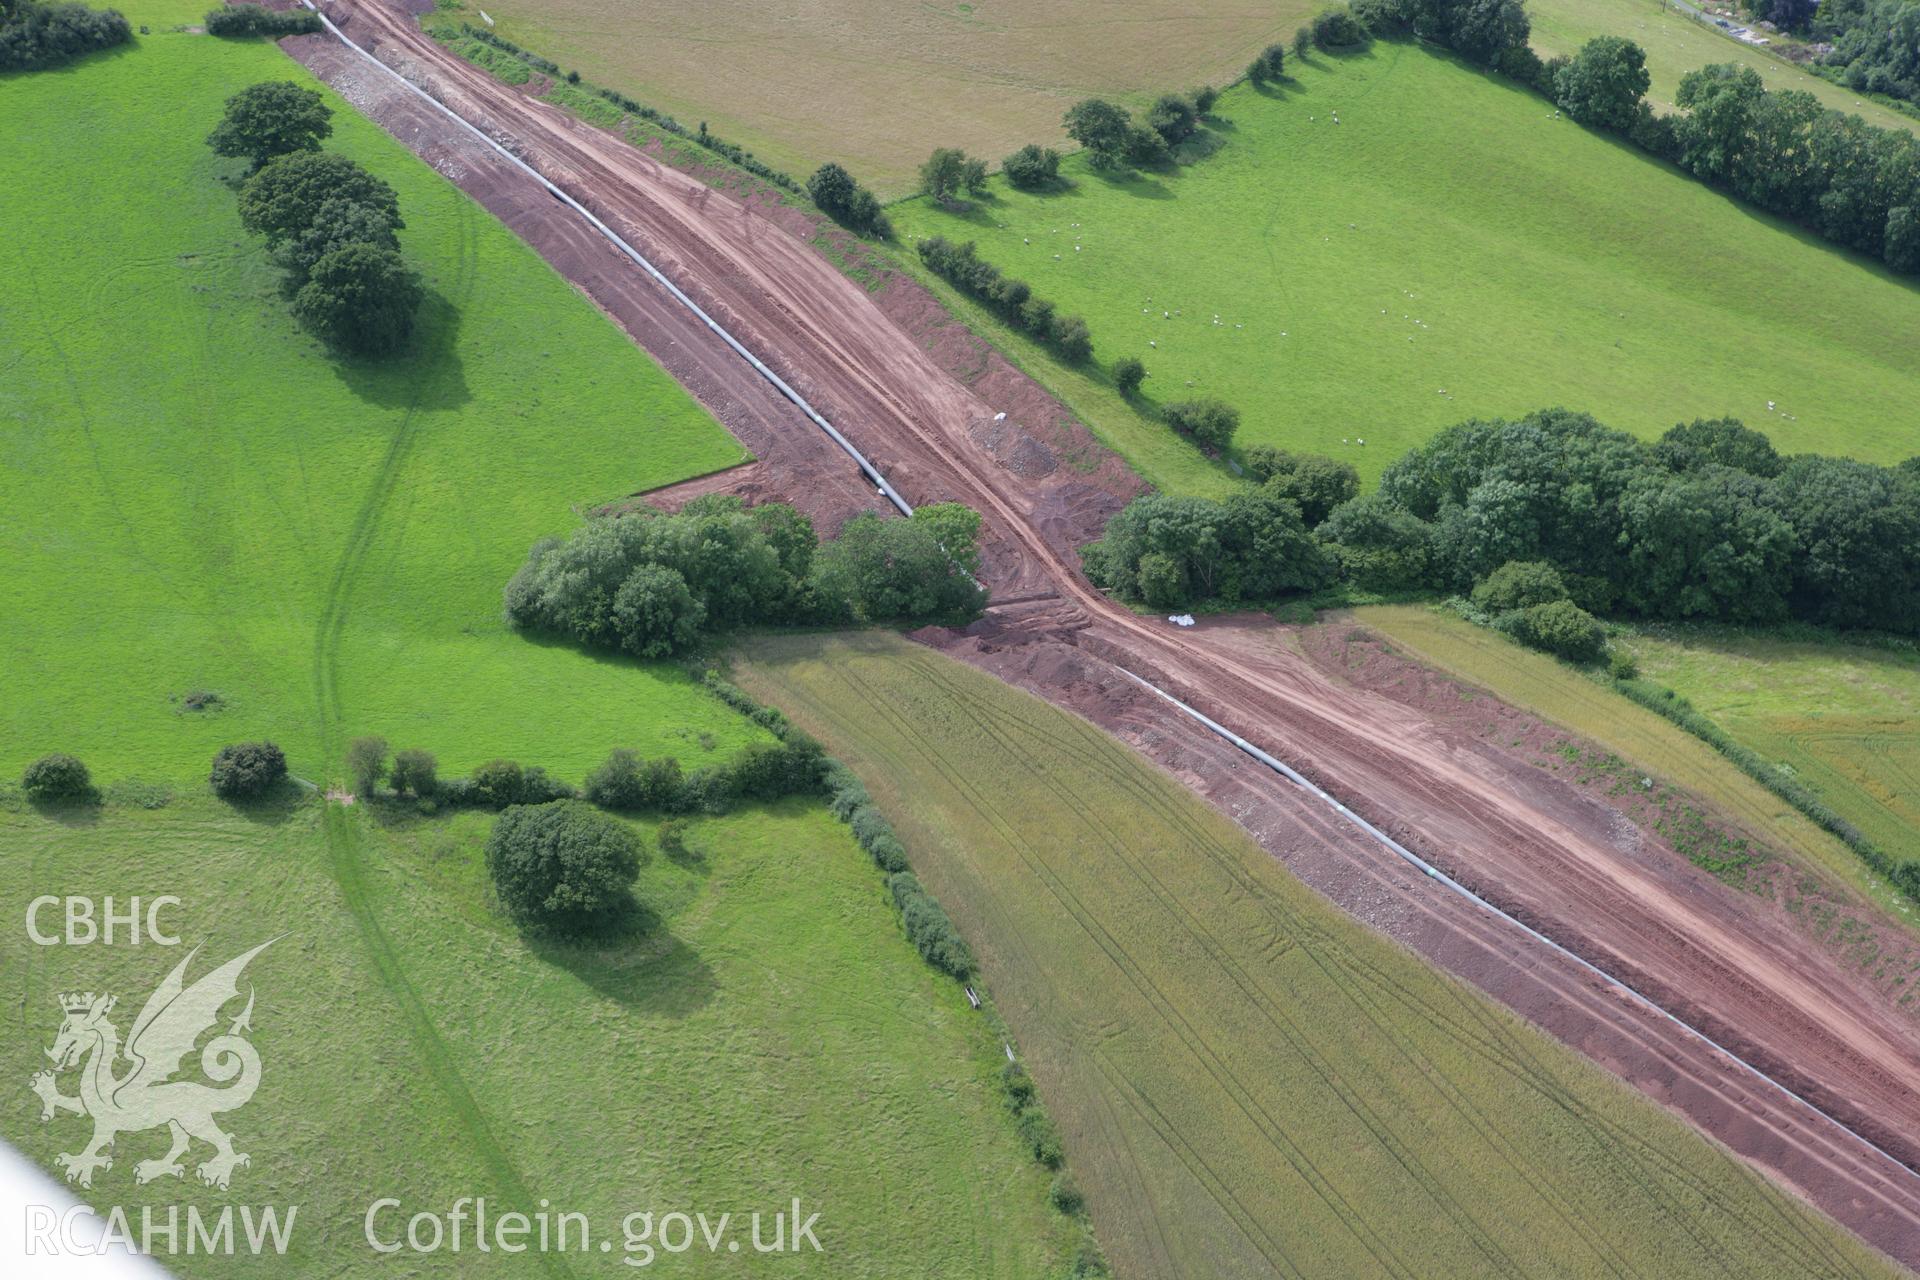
[1529,0,1918,137]
[892,44,1920,495]
[734,630,1899,1280]
[0,796,1067,1275]
[1621,628,1920,869]
[469,0,1318,195]
[2,30,1072,1276]
[1357,606,1920,924]
[0,31,757,789]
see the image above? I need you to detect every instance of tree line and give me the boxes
[0,0,127,71]
[1087,407,1920,650]
[208,81,425,356]
[916,236,1093,363]
[203,5,318,37]
[1543,37,1920,273]
[504,494,988,660]
[1335,0,1920,275]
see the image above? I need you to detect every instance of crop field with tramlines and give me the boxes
[735,629,1896,1280]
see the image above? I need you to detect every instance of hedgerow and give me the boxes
[917,235,1093,364]
[0,1,128,71]
[696,673,1107,1267]
[1606,676,1920,901]
[447,25,802,191]
[203,5,318,37]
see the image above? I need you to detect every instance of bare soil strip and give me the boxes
[287,6,1920,1267]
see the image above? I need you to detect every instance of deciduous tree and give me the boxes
[486,800,644,935]
[1554,37,1650,133]
[206,80,333,169]
[1063,98,1131,169]
[238,151,401,247]
[291,241,423,356]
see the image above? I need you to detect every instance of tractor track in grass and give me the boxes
[303,206,573,1280]
[287,4,1920,1271]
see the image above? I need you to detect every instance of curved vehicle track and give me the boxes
[291,5,1920,1269]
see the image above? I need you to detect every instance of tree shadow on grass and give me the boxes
[5,36,138,85]
[27,797,102,829]
[931,199,1009,231]
[1248,77,1308,102]
[1318,38,1388,64]
[1178,130,1229,164]
[218,782,311,827]
[1092,168,1174,201]
[329,287,473,413]
[506,627,714,682]
[525,901,718,1017]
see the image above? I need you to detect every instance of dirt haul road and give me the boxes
[291,5,1920,1269]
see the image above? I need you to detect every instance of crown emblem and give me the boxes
[59,992,110,1015]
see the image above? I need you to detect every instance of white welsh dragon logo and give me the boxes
[28,940,276,1190]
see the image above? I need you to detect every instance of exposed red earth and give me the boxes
[287,6,1920,1269]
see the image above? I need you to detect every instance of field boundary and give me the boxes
[1610,672,1914,892]
[697,669,1107,1272]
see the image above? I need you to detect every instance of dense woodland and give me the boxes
[1088,410,1920,648]
[1755,0,1920,114]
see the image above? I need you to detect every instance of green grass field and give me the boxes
[2,31,1072,1276]
[1529,0,1919,137]
[1620,627,1920,869]
[1356,606,1920,924]
[0,31,758,789]
[0,795,1068,1275]
[735,630,1899,1280]
[892,44,1920,495]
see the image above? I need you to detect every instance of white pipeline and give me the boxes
[300,1,913,517]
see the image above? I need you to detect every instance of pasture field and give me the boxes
[114,0,211,27]
[1357,606,1920,922]
[1620,628,1920,869]
[1528,0,1918,137]
[891,45,1920,495]
[0,31,758,789]
[470,0,1317,195]
[733,629,1898,1280]
[2,31,1077,1276]
[0,795,1067,1276]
